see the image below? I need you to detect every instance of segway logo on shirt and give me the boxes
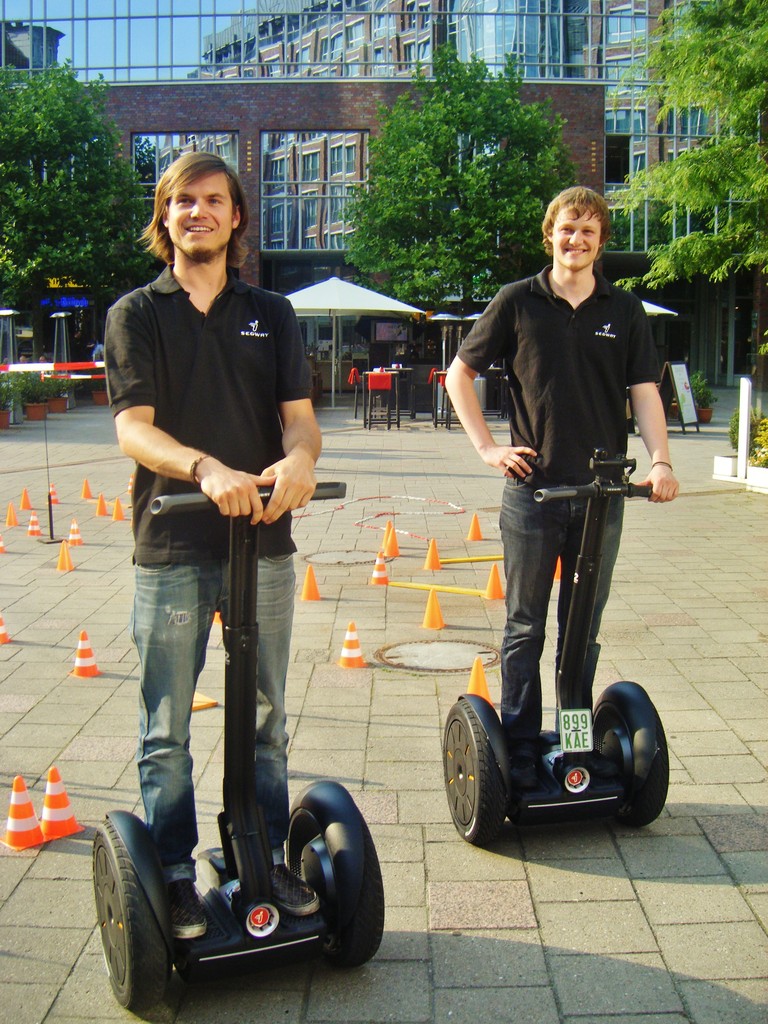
[241,320,270,339]
[594,322,617,339]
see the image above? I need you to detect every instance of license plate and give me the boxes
[560,708,593,753]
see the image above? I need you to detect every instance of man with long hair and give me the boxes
[105,152,322,937]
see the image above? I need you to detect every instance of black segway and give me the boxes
[93,483,384,1013]
[443,452,669,846]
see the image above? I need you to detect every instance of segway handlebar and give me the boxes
[534,480,652,503]
[150,480,346,516]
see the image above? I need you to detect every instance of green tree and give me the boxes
[347,47,574,310]
[615,0,768,290]
[0,64,153,352]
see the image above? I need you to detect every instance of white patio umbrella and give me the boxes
[641,299,678,317]
[286,277,422,406]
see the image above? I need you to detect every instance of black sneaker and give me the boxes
[270,864,320,917]
[168,879,207,939]
[509,755,538,790]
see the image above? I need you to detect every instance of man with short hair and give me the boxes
[446,186,678,790]
[105,151,322,937]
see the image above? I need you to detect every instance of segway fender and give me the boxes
[595,681,658,785]
[105,810,175,955]
[289,780,366,929]
[460,694,512,796]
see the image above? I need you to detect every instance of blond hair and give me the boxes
[140,151,249,266]
[541,187,611,256]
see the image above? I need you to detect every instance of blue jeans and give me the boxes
[132,554,295,883]
[499,479,623,751]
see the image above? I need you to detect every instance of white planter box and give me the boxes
[713,455,738,478]
[746,466,768,493]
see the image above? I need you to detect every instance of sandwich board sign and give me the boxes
[658,361,699,433]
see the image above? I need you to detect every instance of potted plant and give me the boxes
[88,377,109,405]
[746,417,768,492]
[13,371,49,420]
[42,374,69,413]
[0,373,13,429]
[689,371,716,423]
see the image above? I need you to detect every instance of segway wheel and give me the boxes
[287,786,384,968]
[443,700,507,846]
[593,692,669,827]
[323,820,384,968]
[93,820,171,1012]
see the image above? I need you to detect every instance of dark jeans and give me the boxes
[499,479,624,752]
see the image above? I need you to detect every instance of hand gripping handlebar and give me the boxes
[150,480,346,516]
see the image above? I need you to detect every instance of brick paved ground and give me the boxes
[0,388,765,1023]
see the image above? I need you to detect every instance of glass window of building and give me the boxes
[132,131,239,207]
[261,130,367,251]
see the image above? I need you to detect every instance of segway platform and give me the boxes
[443,454,670,847]
[93,484,385,1013]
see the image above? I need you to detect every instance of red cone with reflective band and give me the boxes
[370,552,389,586]
[337,622,367,668]
[40,766,84,841]
[2,776,45,850]
[70,630,101,677]
[68,519,83,546]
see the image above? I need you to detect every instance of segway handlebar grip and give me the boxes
[150,481,346,516]
[626,482,653,499]
[534,483,597,503]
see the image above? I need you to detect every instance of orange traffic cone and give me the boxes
[370,552,389,586]
[337,622,367,668]
[127,474,134,502]
[554,557,562,581]
[112,496,125,522]
[56,540,74,572]
[421,588,445,630]
[192,692,218,711]
[213,610,223,625]
[27,512,42,537]
[68,519,83,546]
[383,520,400,557]
[20,487,32,511]
[0,534,5,554]
[300,564,321,601]
[95,493,108,516]
[70,630,100,677]
[466,513,483,541]
[466,656,492,704]
[423,538,441,570]
[2,776,45,850]
[484,563,505,600]
[48,483,59,505]
[81,478,93,500]
[40,766,84,841]
[6,502,18,528]
[0,613,10,644]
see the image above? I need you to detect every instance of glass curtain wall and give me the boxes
[1,1,713,255]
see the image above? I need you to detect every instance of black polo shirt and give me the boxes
[457,268,659,485]
[105,267,312,563]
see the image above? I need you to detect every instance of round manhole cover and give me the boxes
[373,640,500,673]
[306,550,380,566]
